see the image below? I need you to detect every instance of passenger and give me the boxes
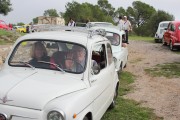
[29,42,50,68]
[73,45,86,67]
[64,51,76,72]
[50,51,65,69]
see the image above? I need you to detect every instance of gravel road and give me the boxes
[0,41,180,120]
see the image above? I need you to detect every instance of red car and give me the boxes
[163,21,180,50]
[0,20,12,30]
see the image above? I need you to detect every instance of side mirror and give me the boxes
[91,65,100,75]
[164,28,167,30]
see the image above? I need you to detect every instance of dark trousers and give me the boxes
[125,30,129,43]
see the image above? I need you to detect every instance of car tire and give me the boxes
[162,37,167,45]
[154,39,158,43]
[109,84,118,109]
[83,116,89,120]
[170,41,175,51]
[118,62,123,77]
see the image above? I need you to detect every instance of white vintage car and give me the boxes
[0,29,119,120]
[91,26,128,74]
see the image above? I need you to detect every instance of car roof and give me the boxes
[88,22,113,25]
[171,21,180,24]
[16,31,107,46]
[91,26,125,35]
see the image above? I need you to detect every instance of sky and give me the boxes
[0,0,180,24]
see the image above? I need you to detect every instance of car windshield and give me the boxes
[160,23,169,28]
[105,32,120,46]
[9,40,87,74]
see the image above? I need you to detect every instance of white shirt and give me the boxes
[123,20,131,31]
[118,19,124,31]
[68,21,75,27]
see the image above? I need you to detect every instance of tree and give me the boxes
[0,0,12,15]
[97,0,115,17]
[147,10,174,36]
[127,1,156,27]
[63,1,113,24]
[33,17,38,24]
[43,9,59,17]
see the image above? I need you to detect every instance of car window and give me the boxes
[171,24,175,31]
[160,23,169,28]
[106,32,120,46]
[92,43,107,70]
[8,40,86,74]
[107,43,113,65]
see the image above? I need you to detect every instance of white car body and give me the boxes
[91,26,128,73]
[154,21,171,43]
[0,30,119,120]
[86,22,113,28]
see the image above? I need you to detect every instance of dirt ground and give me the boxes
[124,40,180,120]
[0,41,180,120]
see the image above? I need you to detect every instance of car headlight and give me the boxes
[47,110,65,120]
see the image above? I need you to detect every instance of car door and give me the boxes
[89,42,114,120]
[164,23,171,43]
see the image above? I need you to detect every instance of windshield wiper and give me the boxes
[37,61,65,73]
[11,61,35,70]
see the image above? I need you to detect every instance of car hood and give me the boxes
[0,69,86,110]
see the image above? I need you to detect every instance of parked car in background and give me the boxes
[0,28,119,120]
[91,26,128,75]
[86,22,113,28]
[16,24,30,33]
[163,21,180,50]
[0,20,12,30]
[154,21,170,43]
[13,25,22,30]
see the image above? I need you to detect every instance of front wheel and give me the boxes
[162,37,167,45]
[83,116,89,120]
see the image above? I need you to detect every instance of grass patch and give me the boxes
[102,71,162,120]
[129,58,144,64]
[145,62,180,78]
[129,35,154,43]
[0,29,24,45]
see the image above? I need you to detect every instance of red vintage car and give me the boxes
[0,20,12,30]
[163,21,180,50]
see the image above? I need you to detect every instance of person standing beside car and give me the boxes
[123,16,132,44]
[68,18,76,27]
[118,16,124,31]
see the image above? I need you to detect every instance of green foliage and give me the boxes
[147,10,174,36]
[145,63,180,78]
[0,0,12,15]
[33,17,38,24]
[102,71,162,120]
[97,0,115,17]
[43,9,59,17]
[129,35,154,42]
[0,29,23,45]
[17,22,25,26]
[129,1,156,27]
[63,1,114,24]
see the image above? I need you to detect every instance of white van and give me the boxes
[154,21,170,43]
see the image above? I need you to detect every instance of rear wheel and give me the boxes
[109,85,118,109]
[170,41,175,51]
[83,116,89,120]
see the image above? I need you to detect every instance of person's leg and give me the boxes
[125,30,129,43]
